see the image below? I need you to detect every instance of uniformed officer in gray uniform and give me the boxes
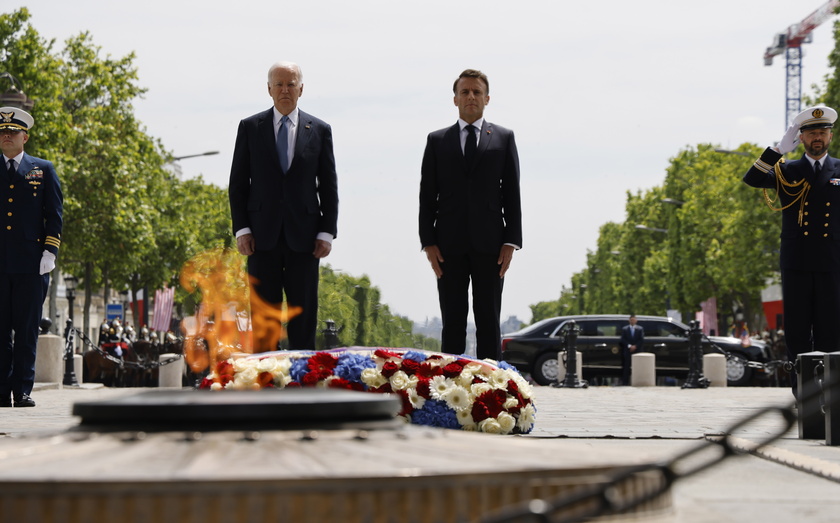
[0,107,63,408]
[743,105,840,394]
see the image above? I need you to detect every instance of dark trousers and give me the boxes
[782,269,840,359]
[248,240,320,351]
[437,250,503,361]
[782,269,840,393]
[0,272,44,398]
[620,347,632,386]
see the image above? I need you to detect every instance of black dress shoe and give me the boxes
[0,396,11,407]
[13,394,35,408]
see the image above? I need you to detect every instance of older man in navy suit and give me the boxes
[229,62,339,351]
[419,69,522,361]
[744,105,840,393]
[0,107,62,408]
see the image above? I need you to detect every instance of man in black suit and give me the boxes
[229,62,338,351]
[419,69,522,361]
[743,105,840,393]
[0,107,63,408]
[619,314,644,385]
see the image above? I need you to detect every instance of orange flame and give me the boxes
[179,248,301,377]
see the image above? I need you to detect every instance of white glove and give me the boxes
[39,250,56,275]
[777,121,801,155]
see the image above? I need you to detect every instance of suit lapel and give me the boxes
[16,154,33,181]
[258,108,282,172]
[293,110,314,171]
[820,155,840,186]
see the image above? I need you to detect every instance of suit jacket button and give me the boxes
[804,231,809,236]
[805,221,809,226]
[828,202,832,207]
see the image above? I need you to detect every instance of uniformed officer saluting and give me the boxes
[743,105,840,395]
[0,107,62,408]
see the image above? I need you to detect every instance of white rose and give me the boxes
[361,368,387,388]
[390,370,411,391]
[478,418,504,434]
[233,366,259,389]
[497,412,516,434]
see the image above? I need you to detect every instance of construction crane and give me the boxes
[764,0,839,129]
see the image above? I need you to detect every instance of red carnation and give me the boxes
[416,377,431,398]
[381,361,399,378]
[396,390,413,417]
[286,381,302,388]
[417,362,442,378]
[328,378,364,391]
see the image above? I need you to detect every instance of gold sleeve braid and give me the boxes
[762,158,810,226]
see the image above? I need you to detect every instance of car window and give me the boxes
[640,320,686,338]
[578,320,622,336]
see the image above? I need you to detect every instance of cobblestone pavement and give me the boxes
[1,383,838,522]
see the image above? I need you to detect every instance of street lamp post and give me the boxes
[171,151,220,161]
[0,72,35,110]
[62,276,79,386]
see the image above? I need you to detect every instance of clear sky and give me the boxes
[14,0,839,325]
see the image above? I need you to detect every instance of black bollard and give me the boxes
[796,351,826,439]
[825,352,840,446]
[62,318,79,387]
[553,320,588,388]
[682,320,709,389]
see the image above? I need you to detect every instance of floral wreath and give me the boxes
[200,348,536,435]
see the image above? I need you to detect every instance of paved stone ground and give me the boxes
[1,383,839,522]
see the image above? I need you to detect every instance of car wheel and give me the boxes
[533,352,560,386]
[726,353,753,387]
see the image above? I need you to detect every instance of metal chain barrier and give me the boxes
[482,370,839,523]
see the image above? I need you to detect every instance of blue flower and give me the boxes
[334,353,376,383]
[289,357,310,382]
[403,350,429,363]
[412,399,461,430]
[498,360,517,372]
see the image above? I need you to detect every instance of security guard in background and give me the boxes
[743,105,840,395]
[0,107,62,408]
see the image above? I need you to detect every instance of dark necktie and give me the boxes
[277,115,290,173]
[7,159,15,174]
[815,160,822,176]
[464,124,477,164]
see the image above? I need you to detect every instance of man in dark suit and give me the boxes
[419,69,522,361]
[619,314,644,385]
[229,62,338,351]
[743,105,840,393]
[0,107,63,408]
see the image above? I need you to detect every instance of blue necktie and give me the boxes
[277,115,290,173]
[815,160,822,176]
[464,124,477,164]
